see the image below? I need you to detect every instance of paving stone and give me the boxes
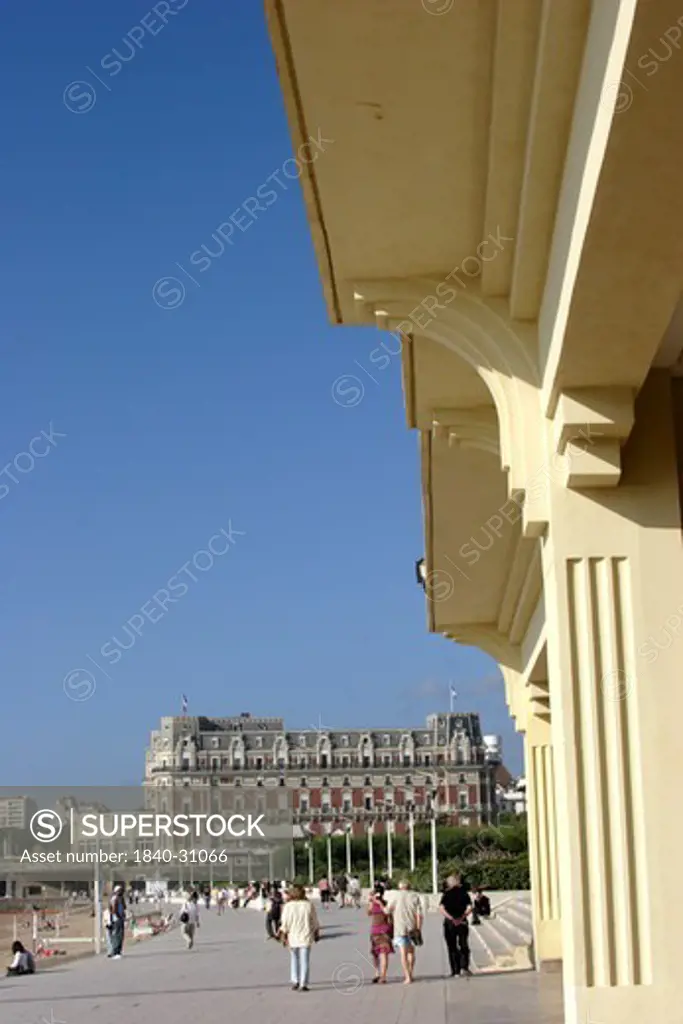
[0,902,564,1024]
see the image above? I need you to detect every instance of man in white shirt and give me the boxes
[384,881,423,984]
[179,891,200,949]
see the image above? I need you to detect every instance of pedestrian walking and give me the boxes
[318,877,331,910]
[278,885,320,991]
[367,886,393,983]
[439,874,472,978]
[108,885,126,959]
[265,886,284,940]
[335,874,348,908]
[180,891,200,950]
[102,894,113,957]
[384,880,423,985]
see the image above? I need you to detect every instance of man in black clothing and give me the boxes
[265,886,283,940]
[471,886,491,925]
[439,874,472,977]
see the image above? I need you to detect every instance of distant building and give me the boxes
[0,796,37,831]
[483,734,503,765]
[144,711,499,836]
[497,776,527,816]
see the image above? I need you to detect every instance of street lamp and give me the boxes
[407,804,416,872]
[304,840,314,885]
[386,817,394,878]
[430,788,439,896]
[325,823,333,883]
[367,823,375,889]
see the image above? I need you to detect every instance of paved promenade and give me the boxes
[0,904,563,1024]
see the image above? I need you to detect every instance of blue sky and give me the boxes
[0,0,521,784]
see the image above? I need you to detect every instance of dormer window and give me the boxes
[341,735,349,747]
[299,736,306,748]
[255,736,263,748]
[383,734,391,746]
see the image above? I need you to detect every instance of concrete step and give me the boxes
[467,923,496,970]
[504,903,533,934]
[492,910,533,948]
[470,916,533,972]
[506,899,532,918]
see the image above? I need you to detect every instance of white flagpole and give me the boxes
[326,828,333,883]
[431,813,438,895]
[367,825,375,889]
[386,820,393,878]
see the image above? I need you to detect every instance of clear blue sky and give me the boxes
[0,0,521,784]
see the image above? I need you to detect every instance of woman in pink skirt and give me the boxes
[367,885,393,984]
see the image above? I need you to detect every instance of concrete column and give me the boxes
[524,715,561,970]
[542,372,683,1024]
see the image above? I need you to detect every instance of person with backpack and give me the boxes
[179,891,200,949]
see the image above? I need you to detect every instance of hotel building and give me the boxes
[144,711,500,834]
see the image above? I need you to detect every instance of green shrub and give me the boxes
[401,855,530,892]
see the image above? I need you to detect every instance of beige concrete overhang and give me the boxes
[268,0,683,391]
[267,0,683,666]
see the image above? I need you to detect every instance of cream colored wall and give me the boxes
[540,371,683,1022]
[524,717,562,968]
[503,660,561,970]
